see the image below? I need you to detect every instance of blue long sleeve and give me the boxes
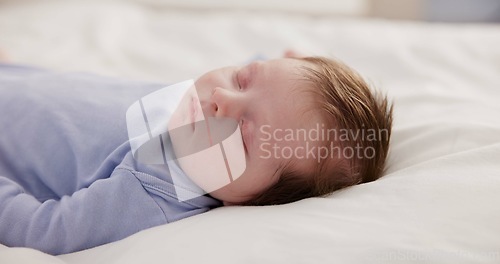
[0,63,221,254]
[0,169,167,255]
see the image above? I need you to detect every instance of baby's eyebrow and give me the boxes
[249,61,259,75]
[246,61,260,86]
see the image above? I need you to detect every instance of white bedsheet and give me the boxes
[0,1,499,263]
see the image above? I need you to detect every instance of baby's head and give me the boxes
[192,56,393,206]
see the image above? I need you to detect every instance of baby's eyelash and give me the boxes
[240,119,248,154]
[236,70,243,90]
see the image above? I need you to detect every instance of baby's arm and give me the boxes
[0,170,167,255]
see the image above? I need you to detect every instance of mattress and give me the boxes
[0,1,499,263]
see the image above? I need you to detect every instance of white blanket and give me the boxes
[0,1,499,263]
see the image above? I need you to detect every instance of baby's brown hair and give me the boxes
[241,56,393,206]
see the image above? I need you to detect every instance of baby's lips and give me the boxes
[168,117,239,159]
[192,94,205,123]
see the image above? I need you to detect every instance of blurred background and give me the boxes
[369,0,500,22]
[136,0,500,22]
[1,0,499,22]
[0,0,498,82]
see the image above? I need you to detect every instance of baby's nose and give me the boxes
[209,87,245,119]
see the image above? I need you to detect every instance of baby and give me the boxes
[0,50,392,255]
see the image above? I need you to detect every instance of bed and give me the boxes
[0,0,499,263]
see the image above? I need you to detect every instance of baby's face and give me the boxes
[185,58,323,205]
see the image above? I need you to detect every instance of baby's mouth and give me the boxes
[190,95,214,146]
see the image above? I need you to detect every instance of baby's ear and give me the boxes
[283,49,305,58]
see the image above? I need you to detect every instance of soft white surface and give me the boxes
[1,1,500,263]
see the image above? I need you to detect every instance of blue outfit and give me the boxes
[0,64,221,255]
